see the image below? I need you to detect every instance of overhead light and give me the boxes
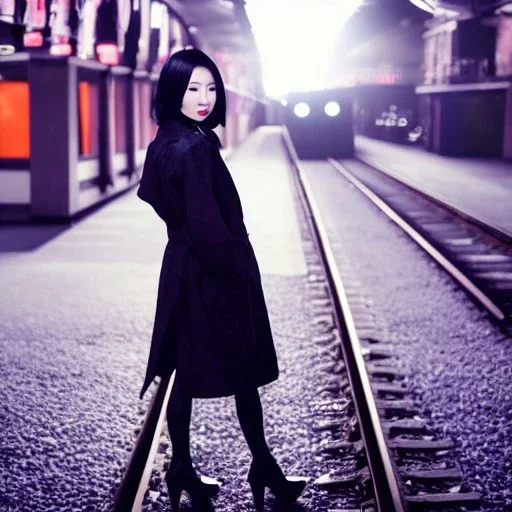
[151,2,165,29]
[324,101,340,117]
[496,3,512,14]
[188,25,198,34]
[293,102,310,118]
[408,0,435,14]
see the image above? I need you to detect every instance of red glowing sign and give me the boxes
[23,31,44,47]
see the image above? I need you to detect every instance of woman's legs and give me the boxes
[166,380,193,468]
[167,384,273,464]
[236,388,306,507]
[235,388,273,462]
[164,378,220,506]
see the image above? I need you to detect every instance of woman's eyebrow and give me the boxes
[189,81,216,85]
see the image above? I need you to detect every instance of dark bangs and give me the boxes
[152,48,227,129]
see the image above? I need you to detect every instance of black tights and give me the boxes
[166,384,272,468]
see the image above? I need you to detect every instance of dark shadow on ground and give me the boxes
[0,224,70,252]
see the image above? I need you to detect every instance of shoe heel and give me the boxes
[169,488,182,511]
[249,480,265,511]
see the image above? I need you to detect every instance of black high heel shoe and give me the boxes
[165,460,220,511]
[247,457,307,511]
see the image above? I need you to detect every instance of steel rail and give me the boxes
[355,153,512,245]
[113,372,174,512]
[328,158,506,321]
[282,128,405,512]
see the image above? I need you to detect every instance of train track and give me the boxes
[330,158,512,329]
[112,130,503,512]
[113,373,174,511]
[283,127,483,511]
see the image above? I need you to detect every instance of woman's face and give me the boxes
[181,66,217,122]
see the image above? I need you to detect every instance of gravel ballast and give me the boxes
[0,193,163,512]
[302,160,512,512]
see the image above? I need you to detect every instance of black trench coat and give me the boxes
[137,118,279,399]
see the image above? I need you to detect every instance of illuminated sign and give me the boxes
[97,42,119,65]
[50,43,72,56]
[23,31,44,47]
[330,69,404,87]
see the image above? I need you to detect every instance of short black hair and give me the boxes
[152,48,226,129]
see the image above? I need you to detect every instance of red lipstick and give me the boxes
[198,109,209,116]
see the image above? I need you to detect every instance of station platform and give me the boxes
[354,136,512,240]
[0,127,352,511]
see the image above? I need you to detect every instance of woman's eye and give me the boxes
[209,88,216,92]
[188,87,198,91]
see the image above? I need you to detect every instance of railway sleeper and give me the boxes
[406,491,481,509]
[347,305,374,315]
[389,438,454,451]
[367,363,407,380]
[354,329,381,340]
[485,280,512,291]
[352,313,376,322]
[376,399,417,418]
[372,382,408,397]
[382,418,427,436]
[352,323,377,332]
[456,253,512,264]
[404,467,462,481]
[460,261,512,273]
[360,336,385,345]
[360,346,395,361]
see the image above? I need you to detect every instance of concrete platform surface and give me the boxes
[355,136,512,239]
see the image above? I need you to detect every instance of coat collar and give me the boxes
[159,116,222,149]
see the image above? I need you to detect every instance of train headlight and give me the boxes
[293,102,310,118]
[324,101,340,117]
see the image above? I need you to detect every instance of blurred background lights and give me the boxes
[324,101,341,116]
[294,102,311,118]
[150,2,165,28]
[245,0,364,97]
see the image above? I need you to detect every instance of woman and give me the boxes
[137,48,306,511]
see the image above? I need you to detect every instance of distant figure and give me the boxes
[137,48,306,511]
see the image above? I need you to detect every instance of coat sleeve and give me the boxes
[182,139,236,276]
[136,141,154,204]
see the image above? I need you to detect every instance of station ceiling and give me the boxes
[163,0,257,54]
